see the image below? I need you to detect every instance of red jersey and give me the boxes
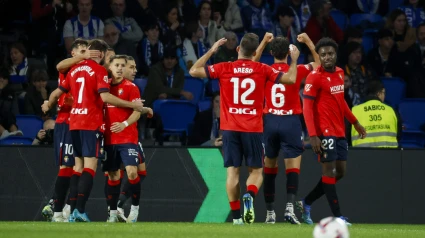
[104,79,141,145]
[206,59,283,132]
[264,63,313,115]
[56,72,74,124]
[302,66,357,137]
[59,59,110,131]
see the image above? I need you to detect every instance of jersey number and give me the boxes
[76,77,85,103]
[321,138,335,150]
[64,144,73,155]
[230,77,255,105]
[271,84,286,108]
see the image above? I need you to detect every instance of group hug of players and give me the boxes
[189,32,367,225]
[40,38,151,222]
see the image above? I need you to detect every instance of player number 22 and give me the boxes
[271,84,286,108]
[230,77,255,105]
[76,77,85,103]
[321,138,335,150]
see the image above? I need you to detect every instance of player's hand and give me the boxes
[297,33,311,44]
[132,99,145,112]
[262,32,274,43]
[181,91,193,101]
[37,130,46,140]
[354,122,367,139]
[144,107,153,118]
[170,21,180,31]
[289,44,300,62]
[110,122,126,133]
[41,100,50,113]
[214,137,223,147]
[211,38,227,53]
[83,49,101,59]
[310,136,322,154]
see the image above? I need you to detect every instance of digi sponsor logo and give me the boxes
[229,107,257,115]
[71,108,88,114]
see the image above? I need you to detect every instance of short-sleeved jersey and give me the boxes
[264,63,313,115]
[205,59,283,132]
[59,60,110,131]
[104,79,141,145]
[303,66,347,137]
[56,72,74,124]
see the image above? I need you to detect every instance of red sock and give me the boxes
[247,184,258,198]
[229,200,241,219]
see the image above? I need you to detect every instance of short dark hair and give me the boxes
[143,21,159,33]
[197,1,213,19]
[71,38,88,50]
[417,22,425,34]
[185,21,200,39]
[31,69,49,82]
[107,47,115,52]
[239,33,259,57]
[10,42,27,57]
[0,67,10,80]
[109,54,128,64]
[125,55,135,61]
[270,37,290,60]
[366,80,385,96]
[276,5,295,19]
[377,28,393,39]
[88,39,109,53]
[315,37,338,53]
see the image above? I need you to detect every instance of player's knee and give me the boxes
[264,157,278,168]
[108,170,120,181]
[126,166,138,180]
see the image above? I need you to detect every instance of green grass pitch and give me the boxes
[1,222,425,238]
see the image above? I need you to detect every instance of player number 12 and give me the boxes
[230,77,255,105]
[76,77,85,103]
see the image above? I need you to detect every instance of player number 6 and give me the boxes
[271,84,285,108]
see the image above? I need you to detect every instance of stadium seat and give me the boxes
[210,79,220,93]
[134,78,148,95]
[398,99,425,147]
[350,13,384,30]
[15,115,43,139]
[381,77,406,109]
[154,100,197,143]
[183,76,205,103]
[198,99,212,112]
[288,53,305,65]
[362,34,375,53]
[0,136,33,145]
[260,54,274,65]
[330,9,348,30]
[389,0,404,12]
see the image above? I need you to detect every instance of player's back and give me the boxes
[65,60,110,131]
[56,72,74,124]
[305,66,346,137]
[213,59,282,132]
[264,63,313,115]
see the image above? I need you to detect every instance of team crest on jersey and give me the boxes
[100,148,104,155]
[64,156,69,162]
[103,76,109,83]
[119,88,123,95]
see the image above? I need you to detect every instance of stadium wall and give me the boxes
[0,146,424,224]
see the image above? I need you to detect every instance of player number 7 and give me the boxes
[76,77,85,103]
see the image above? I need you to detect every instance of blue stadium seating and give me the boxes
[153,100,197,138]
[210,79,220,93]
[183,76,205,103]
[331,9,348,30]
[288,53,305,65]
[134,78,148,95]
[15,115,43,139]
[0,136,33,145]
[389,0,404,12]
[260,54,274,65]
[198,99,212,112]
[381,77,406,109]
[398,99,425,147]
[350,13,384,27]
[362,34,375,53]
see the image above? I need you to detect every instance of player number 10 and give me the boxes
[230,77,255,105]
[271,84,286,108]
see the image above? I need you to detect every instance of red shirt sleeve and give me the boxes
[302,73,321,137]
[265,64,283,83]
[344,101,358,124]
[96,67,110,93]
[31,0,53,20]
[297,64,313,81]
[128,84,141,102]
[59,73,71,93]
[205,63,223,80]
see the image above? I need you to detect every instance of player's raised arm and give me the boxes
[100,92,144,112]
[253,32,274,62]
[56,50,100,73]
[42,88,64,113]
[189,38,227,78]
[276,45,300,84]
[297,33,320,69]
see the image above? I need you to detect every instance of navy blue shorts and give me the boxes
[102,143,142,172]
[222,130,264,168]
[318,136,348,162]
[137,141,146,164]
[54,123,74,167]
[263,114,304,159]
[70,130,105,159]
